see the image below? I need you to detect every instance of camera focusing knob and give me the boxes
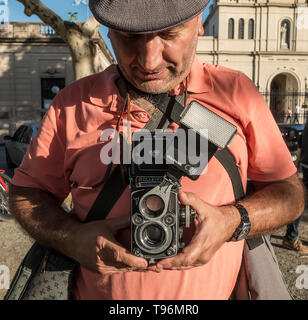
[179,205,196,228]
[190,208,196,223]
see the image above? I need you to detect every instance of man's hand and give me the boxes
[70,215,149,275]
[149,190,240,272]
[10,185,148,276]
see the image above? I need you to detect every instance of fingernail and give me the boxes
[156,263,163,271]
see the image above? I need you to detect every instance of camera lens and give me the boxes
[143,224,165,246]
[141,194,165,218]
[146,195,163,211]
[135,222,173,254]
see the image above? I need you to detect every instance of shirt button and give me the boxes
[135,112,145,119]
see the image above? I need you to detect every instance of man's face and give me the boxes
[108,15,204,94]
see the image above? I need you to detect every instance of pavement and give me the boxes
[0,144,307,300]
[0,144,34,300]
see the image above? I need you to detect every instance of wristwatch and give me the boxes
[231,203,251,241]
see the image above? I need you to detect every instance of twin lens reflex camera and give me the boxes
[128,101,237,263]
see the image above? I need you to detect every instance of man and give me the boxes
[9,0,305,300]
[286,107,292,123]
[293,104,300,124]
[283,119,308,254]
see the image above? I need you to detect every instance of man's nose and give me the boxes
[136,35,164,72]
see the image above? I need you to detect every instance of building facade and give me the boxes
[0,22,113,136]
[199,0,308,123]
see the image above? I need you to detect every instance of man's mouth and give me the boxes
[136,69,167,81]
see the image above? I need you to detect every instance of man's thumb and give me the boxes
[178,190,207,214]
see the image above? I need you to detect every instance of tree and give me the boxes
[17,0,115,80]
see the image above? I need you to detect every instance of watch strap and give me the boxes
[231,203,251,241]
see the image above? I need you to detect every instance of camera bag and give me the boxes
[215,149,292,300]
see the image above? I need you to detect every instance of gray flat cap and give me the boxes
[89,0,208,33]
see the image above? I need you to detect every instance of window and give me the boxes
[228,18,234,39]
[238,18,244,39]
[248,19,254,39]
[41,78,65,118]
[0,106,8,119]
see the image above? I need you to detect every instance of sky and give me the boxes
[6,0,212,58]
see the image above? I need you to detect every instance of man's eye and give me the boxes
[159,32,178,40]
[120,33,140,40]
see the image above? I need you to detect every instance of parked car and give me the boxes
[3,122,40,168]
[278,123,304,163]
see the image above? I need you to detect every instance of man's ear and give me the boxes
[198,13,204,36]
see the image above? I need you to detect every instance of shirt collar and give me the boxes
[186,56,213,94]
[88,65,121,109]
[88,56,213,108]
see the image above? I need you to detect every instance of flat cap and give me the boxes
[89,0,208,33]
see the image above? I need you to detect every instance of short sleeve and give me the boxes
[236,72,296,181]
[11,95,69,202]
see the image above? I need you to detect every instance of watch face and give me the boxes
[236,221,251,241]
[236,228,250,241]
[231,204,251,241]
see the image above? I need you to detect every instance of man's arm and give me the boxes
[9,184,148,274]
[239,173,305,237]
[152,173,306,271]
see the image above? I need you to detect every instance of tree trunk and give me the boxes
[17,0,114,80]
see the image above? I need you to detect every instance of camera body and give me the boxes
[129,162,195,263]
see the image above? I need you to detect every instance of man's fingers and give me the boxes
[178,191,208,220]
[104,239,148,269]
[156,254,189,270]
[157,240,202,270]
[97,235,148,271]
[117,246,148,269]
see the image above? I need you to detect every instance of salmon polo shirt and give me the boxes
[12,57,296,300]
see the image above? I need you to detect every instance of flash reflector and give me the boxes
[180,101,237,149]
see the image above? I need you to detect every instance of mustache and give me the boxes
[133,65,176,74]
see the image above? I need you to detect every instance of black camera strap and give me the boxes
[215,149,263,250]
[84,84,177,223]
[214,148,245,201]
